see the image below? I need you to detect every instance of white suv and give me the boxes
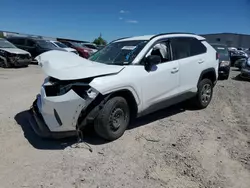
[31,33,219,141]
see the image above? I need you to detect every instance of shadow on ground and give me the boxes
[14,110,76,150]
[232,74,249,82]
[231,68,241,72]
[15,102,191,149]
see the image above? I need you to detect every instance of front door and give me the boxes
[140,40,180,113]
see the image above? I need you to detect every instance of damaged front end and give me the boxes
[30,76,103,139]
[8,53,32,67]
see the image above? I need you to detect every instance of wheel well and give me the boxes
[110,90,138,121]
[198,69,216,86]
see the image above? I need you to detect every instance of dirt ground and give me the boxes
[0,65,249,188]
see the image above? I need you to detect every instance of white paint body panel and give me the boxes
[50,41,78,53]
[35,34,218,132]
[37,88,87,132]
[35,51,124,80]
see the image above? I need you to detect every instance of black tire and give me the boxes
[193,78,213,109]
[219,73,229,80]
[222,74,229,80]
[94,96,130,141]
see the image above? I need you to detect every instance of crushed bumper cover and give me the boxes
[29,98,77,139]
[13,59,31,66]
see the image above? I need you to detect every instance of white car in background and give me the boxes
[81,43,98,53]
[50,40,79,55]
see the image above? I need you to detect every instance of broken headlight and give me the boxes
[43,77,98,98]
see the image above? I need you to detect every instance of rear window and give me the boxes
[212,45,229,55]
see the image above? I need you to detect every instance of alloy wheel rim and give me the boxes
[201,84,212,104]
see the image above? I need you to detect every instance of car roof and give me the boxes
[7,36,45,41]
[114,33,205,42]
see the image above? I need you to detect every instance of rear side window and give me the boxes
[190,38,207,56]
[170,37,207,60]
[9,38,25,45]
[26,39,36,47]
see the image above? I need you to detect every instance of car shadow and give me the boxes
[231,67,241,71]
[14,110,76,150]
[232,74,249,82]
[14,102,193,149]
[129,102,188,130]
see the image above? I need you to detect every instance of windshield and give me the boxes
[37,40,57,49]
[71,42,83,48]
[88,40,148,65]
[0,39,17,48]
[83,44,97,49]
[212,45,229,55]
[54,41,68,48]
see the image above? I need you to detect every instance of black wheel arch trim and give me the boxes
[197,68,217,87]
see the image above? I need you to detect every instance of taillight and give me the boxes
[216,52,219,60]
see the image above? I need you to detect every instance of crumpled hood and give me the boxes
[0,47,30,55]
[35,50,125,80]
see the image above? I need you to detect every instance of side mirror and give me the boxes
[144,55,161,71]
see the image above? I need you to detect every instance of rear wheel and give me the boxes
[94,96,130,141]
[193,78,213,109]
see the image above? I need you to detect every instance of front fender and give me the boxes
[89,78,141,106]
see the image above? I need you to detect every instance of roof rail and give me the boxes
[150,32,196,40]
[110,36,132,43]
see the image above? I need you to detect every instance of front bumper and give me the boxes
[30,98,77,139]
[28,83,97,138]
[218,65,230,76]
[11,59,32,67]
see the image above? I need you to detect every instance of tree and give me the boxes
[0,32,4,38]
[93,34,107,46]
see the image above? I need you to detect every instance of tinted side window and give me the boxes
[171,38,191,60]
[171,37,207,60]
[190,38,207,56]
[61,41,70,47]
[10,38,25,45]
[26,39,36,47]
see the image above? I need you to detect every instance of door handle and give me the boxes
[171,67,179,73]
[198,59,204,64]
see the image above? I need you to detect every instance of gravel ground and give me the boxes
[0,65,249,188]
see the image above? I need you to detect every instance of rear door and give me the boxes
[170,37,207,93]
[25,39,38,57]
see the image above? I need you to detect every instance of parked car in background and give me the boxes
[31,33,218,141]
[0,38,32,68]
[81,42,98,53]
[7,37,67,59]
[240,58,250,79]
[97,45,105,50]
[49,40,79,55]
[229,48,248,67]
[211,43,230,79]
[60,41,93,58]
[234,58,247,69]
